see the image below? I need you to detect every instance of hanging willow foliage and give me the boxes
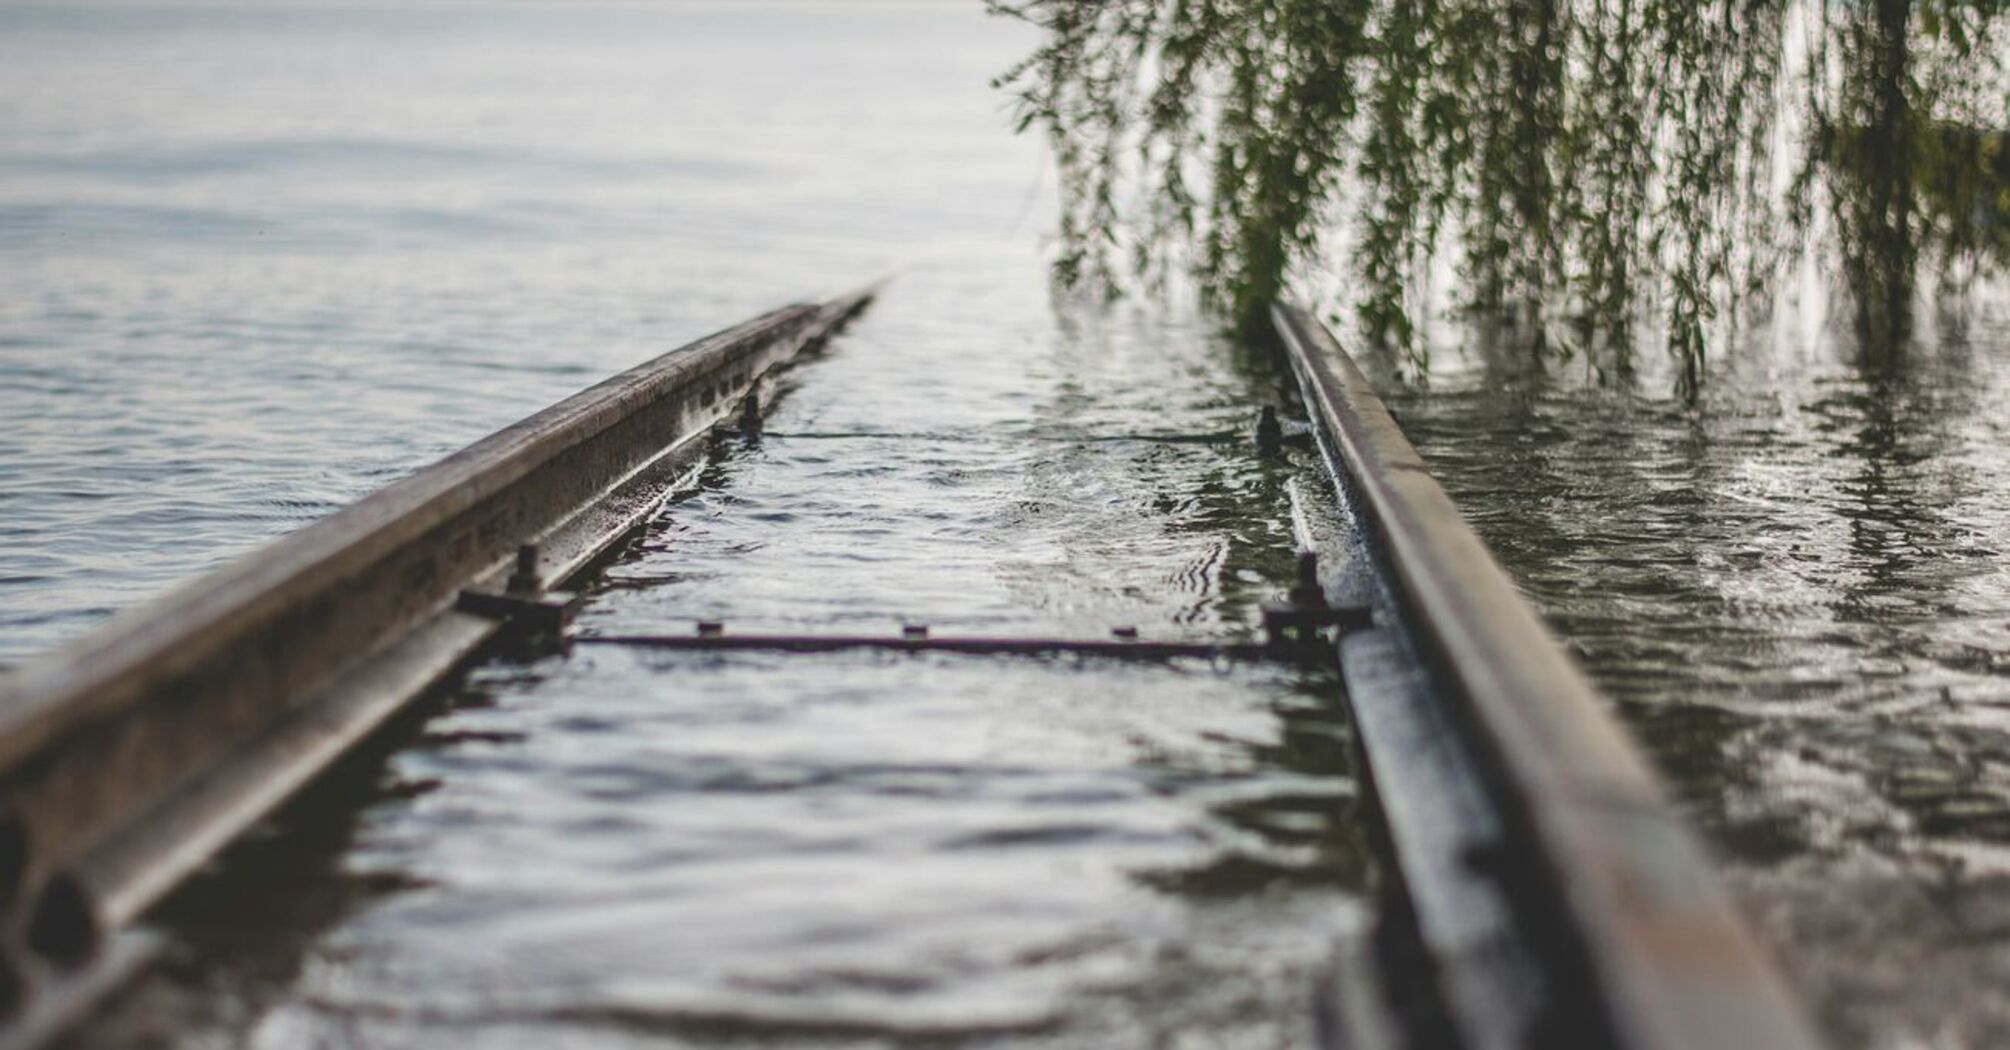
[990,0,2007,392]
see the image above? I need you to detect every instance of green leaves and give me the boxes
[993,0,2006,390]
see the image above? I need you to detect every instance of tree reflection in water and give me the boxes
[989,0,2005,393]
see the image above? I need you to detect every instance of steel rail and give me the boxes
[1272,304,1821,1050]
[0,286,875,1038]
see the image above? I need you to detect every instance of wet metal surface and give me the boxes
[1280,304,1816,1050]
[0,294,863,975]
[3,3,2006,1048]
[11,4,1384,1029]
[0,1,1033,663]
[73,271,1376,1045]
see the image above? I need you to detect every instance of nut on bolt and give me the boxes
[507,544,543,594]
[1290,550,1327,609]
[1254,406,1285,457]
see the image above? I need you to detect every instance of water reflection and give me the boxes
[996,13,2010,1037]
[1132,670,1373,898]
[69,249,1381,1049]
[70,689,458,1047]
[991,0,2006,387]
[1382,314,2010,1046]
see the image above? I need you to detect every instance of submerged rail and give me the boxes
[0,284,1815,1050]
[1271,305,1820,1050]
[0,286,875,1044]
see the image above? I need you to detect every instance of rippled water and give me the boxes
[4,4,1374,1046]
[5,3,2008,1049]
[1383,297,2010,1048]
[75,204,1374,1050]
[0,0,1039,660]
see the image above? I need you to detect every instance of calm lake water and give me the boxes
[0,3,2005,1049]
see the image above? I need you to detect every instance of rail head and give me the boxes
[1271,303,1822,1050]
[0,284,873,750]
[0,286,875,988]
[0,301,816,756]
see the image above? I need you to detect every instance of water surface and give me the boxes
[0,0,1041,659]
[3,4,1374,1046]
[3,3,2007,1049]
[1383,299,2010,1049]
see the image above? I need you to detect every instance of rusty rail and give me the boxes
[0,286,1813,1050]
[0,286,875,1041]
[1272,304,1821,1050]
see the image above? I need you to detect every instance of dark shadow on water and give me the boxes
[1133,668,1375,898]
[62,669,546,1048]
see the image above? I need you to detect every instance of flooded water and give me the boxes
[4,3,1372,1047]
[1384,298,2010,1050]
[61,169,1376,1045]
[137,275,1375,1048]
[2,2,2007,1049]
[0,0,1042,661]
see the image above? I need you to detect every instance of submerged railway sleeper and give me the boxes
[0,288,1815,1050]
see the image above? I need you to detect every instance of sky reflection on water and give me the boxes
[0,1,2006,1048]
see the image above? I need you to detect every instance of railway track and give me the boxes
[1269,305,1819,1050]
[0,288,1817,1049]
